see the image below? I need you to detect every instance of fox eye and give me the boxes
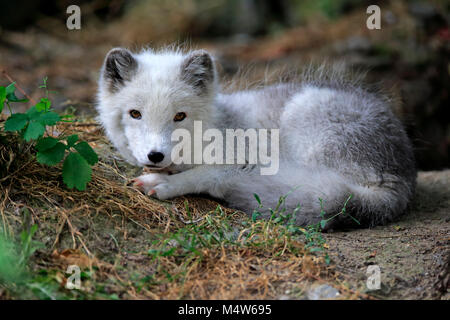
[129,110,142,119]
[174,112,187,122]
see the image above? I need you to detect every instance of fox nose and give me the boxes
[147,151,165,164]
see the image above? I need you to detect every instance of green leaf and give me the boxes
[36,137,59,151]
[74,141,98,165]
[0,87,6,113]
[38,77,48,89]
[26,106,41,120]
[35,102,46,112]
[5,83,16,96]
[38,111,60,126]
[66,134,78,148]
[12,97,28,103]
[35,98,51,112]
[253,193,261,205]
[62,152,92,191]
[273,217,282,224]
[23,121,45,141]
[36,142,66,166]
[35,98,52,111]
[320,220,327,230]
[161,248,176,257]
[5,83,28,103]
[4,113,29,132]
[251,210,261,222]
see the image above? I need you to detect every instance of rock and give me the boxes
[306,284,340,300]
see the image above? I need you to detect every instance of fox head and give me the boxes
[97,48,218,170]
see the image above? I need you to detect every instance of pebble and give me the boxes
[306,284,340,300]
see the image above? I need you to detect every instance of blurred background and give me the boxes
[0,0,448,170]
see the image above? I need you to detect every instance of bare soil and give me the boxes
[324,170,450,299]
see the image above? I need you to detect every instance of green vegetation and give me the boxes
[0,209,60,299]
[1,78,98,191]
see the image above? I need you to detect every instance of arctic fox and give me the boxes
[96,47,416,229]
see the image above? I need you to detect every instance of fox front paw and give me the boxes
[131,173,179,200]
[132,173,168,195]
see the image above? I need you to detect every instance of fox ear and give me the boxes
[102,48,137,92]
[181,50,215,94]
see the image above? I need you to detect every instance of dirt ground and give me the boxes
[324,170,450,300]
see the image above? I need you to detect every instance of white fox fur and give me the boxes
[96,47,416,229]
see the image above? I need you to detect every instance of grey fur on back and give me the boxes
[215,65,416,228]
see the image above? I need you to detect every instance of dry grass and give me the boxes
[0,121,363,300]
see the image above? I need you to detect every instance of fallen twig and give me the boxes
[1,69,37,105]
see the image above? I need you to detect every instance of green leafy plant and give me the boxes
[251,191,359,265]
[0,209,43,285]
[0,213,58,300]
[298,195,358,264]
[0,232,25,285]
[1,78,98,190]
